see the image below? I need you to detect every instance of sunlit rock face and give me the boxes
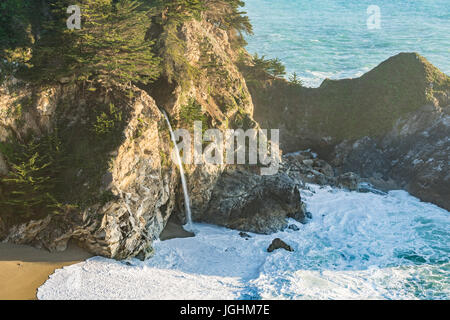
[1,86,180,259]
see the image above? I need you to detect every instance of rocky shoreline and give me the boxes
[0,15,448,260]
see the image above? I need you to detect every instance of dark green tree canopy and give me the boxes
[1,0,253,88]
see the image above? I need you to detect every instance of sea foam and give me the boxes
[37,185,449,300]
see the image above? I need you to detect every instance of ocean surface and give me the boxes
[244,0,450,87]
[38,185,449,300]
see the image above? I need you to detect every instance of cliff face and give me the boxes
[0,16,305,259]
[250,53,450,210]
[0,82,181,259]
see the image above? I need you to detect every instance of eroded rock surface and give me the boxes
[200,166,307,234]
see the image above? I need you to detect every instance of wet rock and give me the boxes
[239,232,251,238]
[200,168,307,234]
[288,224,300,231]
[267,238,294,253]
[312,159,334,177]
[336,172,360,191]
[357,182,387,195]
[160,222,195,241]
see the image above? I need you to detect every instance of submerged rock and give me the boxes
[267,238,294,252]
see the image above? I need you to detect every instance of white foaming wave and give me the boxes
[37,185,450,300]
[301,68,369,88]
[37,257,244,300]
[249,185,450,300]
[254,263,450,300]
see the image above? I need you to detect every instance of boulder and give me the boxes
[239,232,251,238]
[199,168,307,234]
[336,172,361,191]
[267,238,294,252]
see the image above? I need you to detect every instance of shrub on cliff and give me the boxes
[0,134,65,220]
[150,0,252,86]
[239,53,286,82]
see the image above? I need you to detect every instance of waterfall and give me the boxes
[162,110,193,231]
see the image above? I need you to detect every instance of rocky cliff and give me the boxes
[1,4,448,259]
[249,53,450,210]
[0,16,305,259]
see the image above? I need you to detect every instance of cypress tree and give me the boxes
[29,0,161,88]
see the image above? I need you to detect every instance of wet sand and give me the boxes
[0,242,92,300]
[0,223,193,300]
[159,222,195,241]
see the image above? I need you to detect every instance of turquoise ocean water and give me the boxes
[244,0,450,87]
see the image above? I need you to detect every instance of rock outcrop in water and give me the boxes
[267,238,294,252]
[249,53,450,210]
[200,166,307,234]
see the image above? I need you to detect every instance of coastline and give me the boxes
[0,242,92,300]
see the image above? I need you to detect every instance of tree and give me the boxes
[0,134,64,218]
[29,0,161,88]
[246,53,286,80]
[289,72,303,87]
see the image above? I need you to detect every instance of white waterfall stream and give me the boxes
[162,111,193,231]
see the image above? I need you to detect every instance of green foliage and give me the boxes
[134,118,148,139]
[179,98,208,131]
[0,133,65,219]
[2,0,253,88]
[149,0,253,86]
[289,72,303,87]
[93,103,123,136]
[148,0,210,86]
[152,0,206,23]
[205,0,253,35]
[0,0,36,50]
[27,0,160,88]
[54,99,128,209]
[0,1,39,83]
[239,53,286,82]
[253,54,286,78]
[232,108,255,130]
[154,20,199,87]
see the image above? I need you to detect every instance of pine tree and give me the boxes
[0,135,64,218]
[29,0,161,88]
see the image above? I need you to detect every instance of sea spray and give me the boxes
[37,185,450,299]
[162,110,193,232]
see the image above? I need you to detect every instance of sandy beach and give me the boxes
[0,242,92,300]
[0,223,192,300]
